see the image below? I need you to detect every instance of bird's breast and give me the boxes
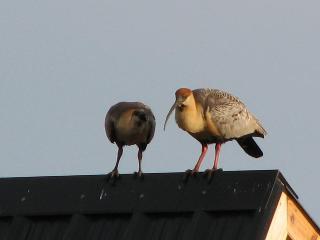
[174,106,228,143]
[175,108,205,134]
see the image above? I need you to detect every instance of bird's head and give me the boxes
[132,109,147,127]
[164,88,193,130]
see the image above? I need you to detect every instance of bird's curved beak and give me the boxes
[164,100,179,131]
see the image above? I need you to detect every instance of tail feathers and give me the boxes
[237,137,263,158]
[254,118,267,137]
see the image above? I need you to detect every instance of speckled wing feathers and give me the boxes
[193,89,266,139]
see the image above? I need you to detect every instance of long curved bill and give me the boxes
[164,101,178,131]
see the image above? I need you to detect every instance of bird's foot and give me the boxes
[203,168,223,182]
[106,169,120,184]
[133,171,144,180]
[183,169,199,182]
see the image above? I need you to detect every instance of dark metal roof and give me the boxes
[0,170,306,240]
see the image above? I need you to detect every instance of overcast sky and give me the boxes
[1,0,319,224]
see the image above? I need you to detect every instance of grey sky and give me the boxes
[1,0,319,224]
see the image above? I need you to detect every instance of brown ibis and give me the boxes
[105,102,156,179]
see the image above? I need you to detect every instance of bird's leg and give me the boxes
[213,143,221,170]
[204,143,222,181]
[184,144,208,182]
[134,148,144,178]
[107,145,123,180]
[193,144,208,173]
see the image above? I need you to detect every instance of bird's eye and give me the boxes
[178,104,186,111]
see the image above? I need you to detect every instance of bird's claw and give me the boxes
[106,169,120,184]
[203,168,223,182]
[203,169,214,181]
[183,169,192,182]
[183,169,199,182]
[133,171,144,179]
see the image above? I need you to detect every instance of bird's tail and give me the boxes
[236,137,263,158]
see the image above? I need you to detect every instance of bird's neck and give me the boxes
[175,96,205,133]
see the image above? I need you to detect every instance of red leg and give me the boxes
[193,144,208,172]
[213,143,222,170]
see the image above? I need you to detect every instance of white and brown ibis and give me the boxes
[105,102,156,178]
[164,88,266,174]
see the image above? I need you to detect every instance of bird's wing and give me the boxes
[146,108,156,144]
[105,109,117,143]
[198,89,264,139]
